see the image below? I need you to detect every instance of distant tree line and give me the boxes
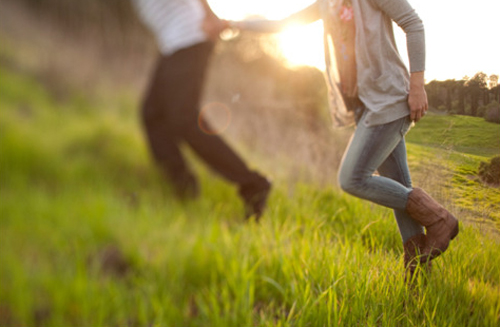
[426,73,500,123]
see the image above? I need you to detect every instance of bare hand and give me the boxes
[202,14,227,41]
[408,72,428,123]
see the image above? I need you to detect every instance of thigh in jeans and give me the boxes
[338,114,413,208]
[339,115,412,185]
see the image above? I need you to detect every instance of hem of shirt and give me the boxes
[159,35,208,56]
[362,103,410,127]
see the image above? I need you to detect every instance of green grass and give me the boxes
[406,113,500,231]
[406,113,500,157]
[1,65,500,327]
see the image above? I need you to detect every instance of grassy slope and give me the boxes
[405,114,500,231]
[1,65,500,327]
[406,113,500,157]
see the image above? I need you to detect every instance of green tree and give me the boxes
[425,80,443,110]
[442,79,458,112]
[465,72,488,116]
[489,75,499,102]
[456,79,466,115]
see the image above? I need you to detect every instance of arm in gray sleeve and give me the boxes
[373,0,425,72]
[233,19,288,33]
[232,1,320,34]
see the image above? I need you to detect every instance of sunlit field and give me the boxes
[1,1,500,326]
[2,60,500,326]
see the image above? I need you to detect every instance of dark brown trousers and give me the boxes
[141,41,263,193]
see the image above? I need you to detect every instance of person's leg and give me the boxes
[339,112,458,267]
[377,140,424,243]
[339,113,425,239]
[149,42,270,217]
[176,43,270,218]
[167,44,262,182]
[141,50,200,197]
[338,113,429,277]
[183,117,270,218]
[376,139,430,281]
[183,118,263,184]
[338,113,414,211]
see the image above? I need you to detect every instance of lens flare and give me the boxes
[198,102,232,135]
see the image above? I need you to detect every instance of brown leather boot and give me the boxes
[406,188,459,261]
[404,233,431,282]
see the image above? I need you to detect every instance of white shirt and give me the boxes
[132,0,208,55]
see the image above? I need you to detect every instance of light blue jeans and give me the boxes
[338,111,424,243]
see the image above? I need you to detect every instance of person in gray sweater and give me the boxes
[232,0,458,279]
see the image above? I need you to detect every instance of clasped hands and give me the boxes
[202,14,233,41]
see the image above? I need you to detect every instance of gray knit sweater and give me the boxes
[322,0,425,126]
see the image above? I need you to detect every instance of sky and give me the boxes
[209,0,500,82]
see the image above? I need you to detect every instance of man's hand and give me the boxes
[199,0,228,41]
[202,14,227,40]
[408,71,428,123]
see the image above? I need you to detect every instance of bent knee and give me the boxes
[339,176,356,194]
[338,169,363,195]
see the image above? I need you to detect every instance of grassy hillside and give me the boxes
[1,61,500,327]
[406,113,500,157]
[405,113,500,231]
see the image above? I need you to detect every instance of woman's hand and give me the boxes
[408,71,428,123]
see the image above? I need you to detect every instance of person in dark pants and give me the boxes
[132,0,271,219]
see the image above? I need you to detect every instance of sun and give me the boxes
[276,21,325,71]
[210,0,325,70]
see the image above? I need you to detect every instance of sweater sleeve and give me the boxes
[371,0,425,72]
[233,1,320,34]
[234,19,288,33]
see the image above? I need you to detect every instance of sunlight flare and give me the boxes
[276,21,325,70]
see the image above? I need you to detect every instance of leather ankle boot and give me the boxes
[406,188,459,261]
[404,233,431,282]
